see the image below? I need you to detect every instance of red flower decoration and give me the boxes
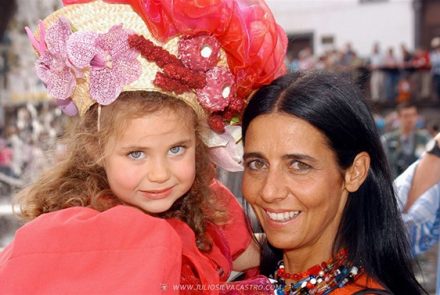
[128,34,206,94]
[195,67,235,112]
[228,96,245,112]
[128,34,181,68]
[154,73,191,94]
[208,114,225,134]
[178,35,221,71]
[222,109,235,121]
[162,64,205,89]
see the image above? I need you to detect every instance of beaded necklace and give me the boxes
[272,248,363,295]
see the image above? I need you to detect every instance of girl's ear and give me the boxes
[344,152,370,192]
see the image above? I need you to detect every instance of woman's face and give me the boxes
[242,113,349,255]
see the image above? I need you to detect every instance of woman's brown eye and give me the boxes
[247,159,266,170]
[291,161,311,171]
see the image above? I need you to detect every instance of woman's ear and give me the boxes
[344,152,370,192]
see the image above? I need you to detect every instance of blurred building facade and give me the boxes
[267,0,440,59]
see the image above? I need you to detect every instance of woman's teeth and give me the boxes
[266,210,300,222]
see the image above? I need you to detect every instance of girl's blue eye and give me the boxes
[169,146,185,156]
[128,151,145,160]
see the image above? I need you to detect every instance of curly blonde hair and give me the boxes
[15,91,224,251]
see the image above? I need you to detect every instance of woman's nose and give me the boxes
[259,168,288,203]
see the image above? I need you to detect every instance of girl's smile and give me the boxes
[139,186,175,200]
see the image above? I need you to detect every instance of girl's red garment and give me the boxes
[0,181,251,294]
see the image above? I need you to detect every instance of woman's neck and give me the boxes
[282,244,333,274]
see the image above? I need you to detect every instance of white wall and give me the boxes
[266,0,414,58]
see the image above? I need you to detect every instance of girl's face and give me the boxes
[104,108,196,214]
[242,113,348,256]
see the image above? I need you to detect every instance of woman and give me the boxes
[0,0,286,293]
[241,71,425,294]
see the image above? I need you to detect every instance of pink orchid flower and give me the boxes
[26,18,141,115]
[26,18,77,101]
[67,25,141,105]
[26,18,79,116]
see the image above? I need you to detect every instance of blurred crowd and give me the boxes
[286,37,440,104]
[0,102,65,197]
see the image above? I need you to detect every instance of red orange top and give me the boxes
[0,181,251,294]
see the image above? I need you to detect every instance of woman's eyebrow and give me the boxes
[243,152,265,161]
[282,153,317,163]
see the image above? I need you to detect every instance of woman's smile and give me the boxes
[264,209,301,223]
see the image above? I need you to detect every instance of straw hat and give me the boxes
[28,1,210,117]
[26,0,287,171]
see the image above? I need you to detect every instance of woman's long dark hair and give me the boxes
[242,71,425,294]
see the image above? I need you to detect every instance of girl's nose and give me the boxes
[147,157,170,183]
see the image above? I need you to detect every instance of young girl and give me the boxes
[0,0,286,294]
